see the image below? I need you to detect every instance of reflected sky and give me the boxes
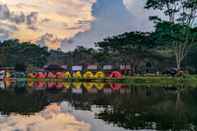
[0,103,91,131]
[0,80,197,131]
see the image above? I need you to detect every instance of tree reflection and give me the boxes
[0,81,197,131]
[96,87,197,131]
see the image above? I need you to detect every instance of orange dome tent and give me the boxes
[56,72,65,79]
[47,72,56,79]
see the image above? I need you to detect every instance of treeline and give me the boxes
[0,0,197,74]
[0,31,196,74]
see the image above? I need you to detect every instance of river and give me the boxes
[0,80,196,131]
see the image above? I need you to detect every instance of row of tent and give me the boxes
[28,71,123,79]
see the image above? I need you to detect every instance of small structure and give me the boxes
[72,65,83,71]
[103,65,113,70]
[44,64,65,72]
[103,65,113,76]
[87,65,98,70]
[120,65,131,75]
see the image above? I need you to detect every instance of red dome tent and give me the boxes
[36,72,47,79]
[110,71,123,79]
[56,72,65,79]
[47,72,56,79]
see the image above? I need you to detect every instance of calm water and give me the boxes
[0,80,196,131]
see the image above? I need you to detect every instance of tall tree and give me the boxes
[146,0,197,69]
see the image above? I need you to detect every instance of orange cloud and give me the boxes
[0,103,91,131]
[0,0,96,49]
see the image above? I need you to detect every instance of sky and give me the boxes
[0,0,158,51]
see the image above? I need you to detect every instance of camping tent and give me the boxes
[56,72,65,79]
[83,71,94,79]
[47,72,56,79]
[64,72,72,79]
[73,71,82,78]
[36,72,47,79]
[110,71,122,78]
[95,71,105,78]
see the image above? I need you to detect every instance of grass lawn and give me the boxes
[122,75,197,88]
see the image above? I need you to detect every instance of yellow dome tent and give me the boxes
[83,71,94,79]
[73,71,82,79]
[64,72,72,79]
[95,71,105,78]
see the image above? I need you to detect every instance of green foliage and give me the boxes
[0,39,49,67]
[145,0,197,25]
[153,21,197,47]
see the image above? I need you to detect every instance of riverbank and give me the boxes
[122,75,197,88]
[9,75,197,88]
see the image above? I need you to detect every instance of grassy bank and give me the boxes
[122,75,197,88]
[12,75,197,88]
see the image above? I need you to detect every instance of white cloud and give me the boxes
[123,0,146,16]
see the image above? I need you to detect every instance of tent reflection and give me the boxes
[2,80,127,93]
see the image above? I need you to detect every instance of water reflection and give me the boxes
[0,103,90,131]
[3,80,128,94]
[0,80,197,131]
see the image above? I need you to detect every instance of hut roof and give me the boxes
[44,64,65,71]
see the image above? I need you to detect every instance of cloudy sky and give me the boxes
[0,0,158,51]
